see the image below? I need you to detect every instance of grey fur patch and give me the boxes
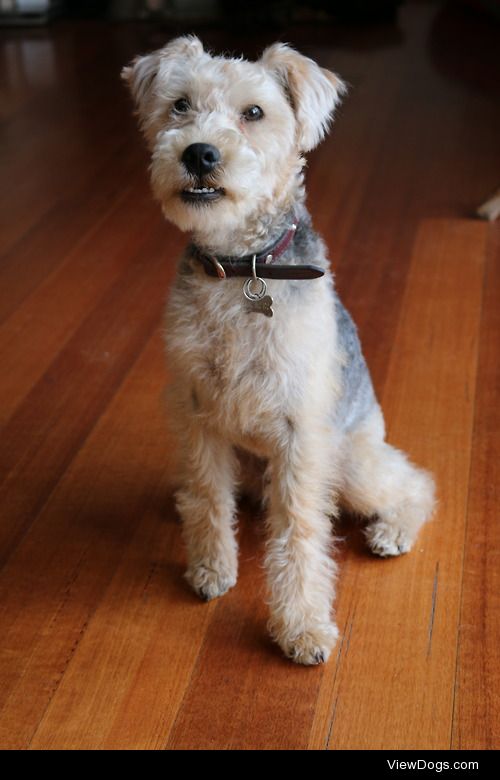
[334,299,377,432]
[284,208,377,432]
[178,257,194,275]
[281,210,329,272]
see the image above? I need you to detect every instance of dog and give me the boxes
[122,36,436,665]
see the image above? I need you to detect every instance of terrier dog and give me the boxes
[122,36,435,665]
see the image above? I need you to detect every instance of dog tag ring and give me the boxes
[243,255,274,318]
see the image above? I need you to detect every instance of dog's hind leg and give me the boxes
[175,422,239,601]
[341,405,436,557]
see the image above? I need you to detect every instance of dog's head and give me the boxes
[122,37,345,247]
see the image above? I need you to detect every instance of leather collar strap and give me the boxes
[190,220,325,280]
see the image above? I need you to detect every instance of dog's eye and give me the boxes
[173,98,190,114]
[242,105,264,122]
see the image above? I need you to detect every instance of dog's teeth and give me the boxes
[185,186,218,195]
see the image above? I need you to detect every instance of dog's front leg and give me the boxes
[265,424,339,665]
[175,422,238,601]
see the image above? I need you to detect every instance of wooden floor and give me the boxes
[0,1,499,750]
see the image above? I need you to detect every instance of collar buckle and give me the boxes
[211,256,226,279]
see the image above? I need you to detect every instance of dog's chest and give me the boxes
[166,273,338,449]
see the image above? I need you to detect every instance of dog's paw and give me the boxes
[185,563,236,601]
[279,622,339,666]
[365,518,413,558]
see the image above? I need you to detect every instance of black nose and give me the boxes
[181,143,221,177]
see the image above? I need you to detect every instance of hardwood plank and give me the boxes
[29,512,212,750]
[309,219,487,750]
[0,182,158,427]
[28,496,220,749]
[0,143,147,325]
[0,332,199,749]
[0,222,180,566]
[166,515,325,751]
[451,226,500,749]
[0,26,140,256]
[306,38,403,257]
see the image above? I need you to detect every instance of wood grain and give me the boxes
[0,143,147,325]
[309,219,487,750]
[0,183,157,425]
[0,223,180,565]
[451,228,500,749]
[0,2,498,750]
[5,334,208,750]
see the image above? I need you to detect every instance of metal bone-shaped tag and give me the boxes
[243,270,274,318]
[244,293,274,317]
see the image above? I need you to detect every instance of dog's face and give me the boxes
[122,37,345,245]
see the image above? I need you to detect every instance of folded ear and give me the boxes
[261,43,346,153]
[121,35,204,116]
[121,50,160,110]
